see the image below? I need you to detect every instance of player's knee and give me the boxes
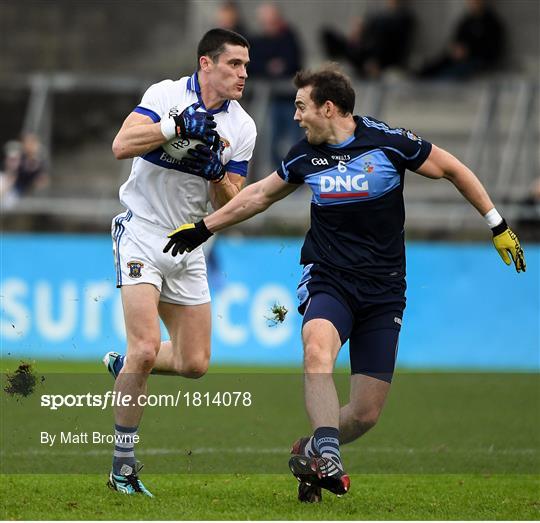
[126,353,156,374]
[180,355,209,379]
[303,342,334,373]
[181,362,208,379]
[126,340,159,373]
[350,408,380,434]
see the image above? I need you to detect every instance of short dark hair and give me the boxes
[197,28,249,68]
[294,65,355,115]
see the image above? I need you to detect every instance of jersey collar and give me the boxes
[353,115,363,136]
[324,116,362,148]
[327,135,356,148]
[186,72,230,114]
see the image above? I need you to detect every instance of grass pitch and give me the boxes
[2,474,538,520]
[1,360,539,520]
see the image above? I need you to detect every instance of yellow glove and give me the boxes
[163,220,213,257]
[491,219,526,273]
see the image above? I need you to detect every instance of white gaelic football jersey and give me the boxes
[119,72,257,229]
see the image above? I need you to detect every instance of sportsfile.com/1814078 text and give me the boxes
[40,390,253,410]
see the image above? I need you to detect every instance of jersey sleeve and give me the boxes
[133,80,172,123]
[363,116,432,172]
[226,118,257,177]
[276,141,307,185]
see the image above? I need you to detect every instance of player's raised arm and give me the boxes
[163,172,298,256]
[415,144,526,272]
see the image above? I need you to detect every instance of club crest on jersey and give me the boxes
[398,128,421,142]
[127,261,144,279]
[406,130,420,141]
[363,161,374,173]
[218,137,230,154]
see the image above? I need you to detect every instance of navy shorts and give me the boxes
[297,263,405,383]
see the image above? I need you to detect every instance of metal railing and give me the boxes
[2,73,538,234]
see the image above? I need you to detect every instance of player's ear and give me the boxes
[199,55,212,72]
[324,101,335,118]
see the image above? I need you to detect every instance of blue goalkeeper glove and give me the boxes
[163,220,213,257]
[172,103,219,147]
[491,219,526,273]
[179,144,226,182]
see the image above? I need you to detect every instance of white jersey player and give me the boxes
[119,72,256,230]
[103,29,255,496]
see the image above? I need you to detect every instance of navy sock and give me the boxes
[112,424,137,475]
[113,355,125,375]
[314,426,343,469]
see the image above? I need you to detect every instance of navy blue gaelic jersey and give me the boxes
[277,115,432,284]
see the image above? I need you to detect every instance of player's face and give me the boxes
[294,87,329,145]
[207,44,249,100]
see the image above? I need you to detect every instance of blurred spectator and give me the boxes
[0,133,48,209]
[0,141,22,207]
[417,0,505,80]
[321,0,416,79]
[249,3,303,168]
[215,1,248,38]
[249,3,302,79]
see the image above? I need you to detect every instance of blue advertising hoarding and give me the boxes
[1,234,538,370]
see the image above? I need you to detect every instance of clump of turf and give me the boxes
[4,362,38,397]
[266,303,288,327]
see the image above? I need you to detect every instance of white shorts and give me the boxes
[111,210,210,306]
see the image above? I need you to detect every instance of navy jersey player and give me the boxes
[162,65,526,501]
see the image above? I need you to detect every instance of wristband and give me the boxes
[484,208,503,228]
[160,116,176,141]
[491,218,508,236]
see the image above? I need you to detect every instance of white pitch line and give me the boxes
[1,446,538,457]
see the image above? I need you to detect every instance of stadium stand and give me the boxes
[1,0,538,238]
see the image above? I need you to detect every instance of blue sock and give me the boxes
[112,424,137,475]
[314,426,343,469]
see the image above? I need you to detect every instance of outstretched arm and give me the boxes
[208,172,246,210]
[164,172,299,256]
[416,144,526,272]
[416,144,494,214]
[205,172,298,232]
